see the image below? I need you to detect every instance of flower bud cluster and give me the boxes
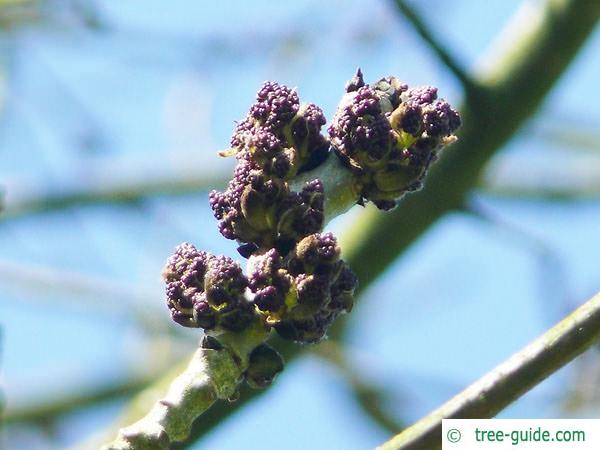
[163,73,458,351]
[209,81,329,253]
[329,69,460,210]
[248,232,357,343]
[162,242,255,333]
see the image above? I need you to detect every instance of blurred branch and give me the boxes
[0,259,177,335]
[77,0,600,448]
[479,153,600,200]
[534,120,600,152]
[465,197,570,324]
[339,0,600,292]
[0,259,153,313]
[561,349,600,413]
[0,0,38,29]
[393,0,475,91]
[5,374,157,426]
[5,334,191,427]
[1,165,228,220]
[315,341,404,434]
[479,185,600,201]
[377,291,600,450]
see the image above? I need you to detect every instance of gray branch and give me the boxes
[377,291,600,450]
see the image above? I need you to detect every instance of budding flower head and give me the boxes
[163,243,256,333]
[329,69,460,210]
[210,170,325,255]
[229,81,329,179]
[248,233,357,344]
[210,80,330,254]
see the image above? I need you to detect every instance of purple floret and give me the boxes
[250,81,300,130]
[248,249,292,315]
[405,86,438,106]
[248,235,356,344]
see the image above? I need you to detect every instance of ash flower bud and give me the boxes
[248,233,357,344]
[372,76,408,112]
[251,81,300,130]
[329,265,358,313]
[274,263,356,344]
[245,343,284,389]
[289,232,340,276]
[228,81,329,178]
[274,313,333,344]
[211,81,331,253]
[212,170,324,254]
[163,245,211,328]
[289,103,329,168]
[329,71,460,210]
[248,248,293,320]
[162,243,256,333]
[293,273,330,317]
[204,255,247,306]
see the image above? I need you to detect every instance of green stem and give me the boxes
[101,323,268,450]
[377,291,600,450]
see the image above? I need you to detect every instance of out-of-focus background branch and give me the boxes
[2,0,600,449]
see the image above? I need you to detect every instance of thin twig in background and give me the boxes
[393,0,476,91]
[479,154,600,200]
[1,164,228,220]
[315,341,404,434]
[465,197,571,323]
[5,374,157,426]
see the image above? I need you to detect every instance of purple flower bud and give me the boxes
[329,71,460,210]
[247,233,356,344]
[162,243,255,332]
[251,81,300,130]
[290,232,340,276]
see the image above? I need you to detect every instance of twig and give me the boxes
[465,197,570,322]
[316,341,404,434]
[392,0,475,91]
[5,374,156,426]
[479,154,600,200]
[1,164,228,220]
[0,258,175,335]
[376,291,600,450]
[533,118,600,152]
[0,259,153,312]
[479,146,600,200]
[101,322,269,450]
